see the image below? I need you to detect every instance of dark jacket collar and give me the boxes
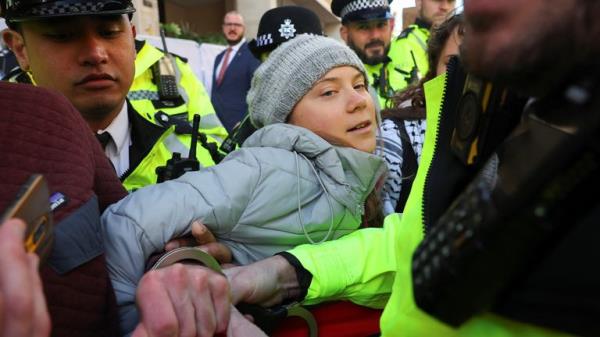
[123,101,168,180]
[415,17,432,30]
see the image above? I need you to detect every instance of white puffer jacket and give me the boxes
[101,123,386,335]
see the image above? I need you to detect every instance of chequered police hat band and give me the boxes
[28,1,134,16]
[340,0,389,19]
[254,32,321,48]
[255,33,274,47]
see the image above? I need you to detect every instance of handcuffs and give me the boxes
[151,247,318,336]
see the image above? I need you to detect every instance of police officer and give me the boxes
[220,5,326,153]
[388,0,455,83]
[332,0,409,108]
[218,0,600,336]
[130,38,228,142]
[248,5,324,61]
[1,0,226,192]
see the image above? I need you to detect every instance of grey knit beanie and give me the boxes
[248,34,367,128]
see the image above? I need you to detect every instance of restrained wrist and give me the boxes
[276,252,312,301]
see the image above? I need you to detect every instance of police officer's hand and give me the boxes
[225,255,300,307]
[226,305,267,337]
[0,219,51,337]
[165,221,233,264]
[132,263,231,337]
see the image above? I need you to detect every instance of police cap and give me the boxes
[331,0,393,24]
[1,0,135,24]
[248,6,323,59]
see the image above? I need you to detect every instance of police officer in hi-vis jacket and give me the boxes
[1,0,227,192]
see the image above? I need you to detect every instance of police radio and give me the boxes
[155,115,201,183]
[219,114,257,154]
[152,29,180,101]
[408,50,422,85]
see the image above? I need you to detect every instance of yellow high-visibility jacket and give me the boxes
[289,73,571,337]
[130,40,228,143]
[364,60,410,109]
[6,40,227,191]
[388,19,431,85]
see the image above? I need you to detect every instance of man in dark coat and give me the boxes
[211,10,260,132]
[0,82,232,337]
[0,82,127,337]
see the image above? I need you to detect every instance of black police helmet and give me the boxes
[1,0,135,23]
[331,0,393,24]
[248,6,323,59]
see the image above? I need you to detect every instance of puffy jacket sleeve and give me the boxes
[101,149,261,335]
[288,213,403,308]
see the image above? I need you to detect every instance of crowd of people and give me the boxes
[1,0,598,337]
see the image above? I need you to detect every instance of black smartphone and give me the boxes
[0,174,54,264]
[152,57,180,100]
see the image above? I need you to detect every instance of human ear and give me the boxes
[3,29,30,71]
[340,25,349,43]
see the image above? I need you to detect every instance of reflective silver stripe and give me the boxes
[412,29,427,50]
[127,55,187,103]
[163,133,204,167]
[127,90,160,101]
[199,113,226,142]
[200,113,224,130]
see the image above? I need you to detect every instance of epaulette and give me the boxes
[134,39,189,63]
[396,26,416,40]
[3,67,32,84]
[134,39,146,53]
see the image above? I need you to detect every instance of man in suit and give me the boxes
[211,11,260,132]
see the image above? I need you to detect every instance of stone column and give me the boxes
[234,0,278,41]
[132,0,160,36]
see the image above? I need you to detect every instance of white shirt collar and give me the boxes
[228,38,246,54]
[97,102,131,177]
[99,102,129,154]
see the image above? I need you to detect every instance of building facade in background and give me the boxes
[127,0,420,98]
[134,0,340,39]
